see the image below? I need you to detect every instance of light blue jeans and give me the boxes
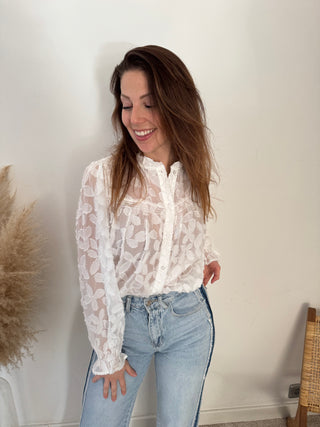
[80,285,215,427]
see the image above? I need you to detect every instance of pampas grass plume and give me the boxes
[0,166,44,369]
[0,166,15,225]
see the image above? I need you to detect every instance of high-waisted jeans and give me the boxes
[80,285,215,427]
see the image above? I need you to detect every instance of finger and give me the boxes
[103,378,110,399]
[203,271,208,283]
[203,274,209,286]
[125,364,137,377]
[92,375,101,383]
[211,270,220,283]
[119,375,127,396]
[111,380,117,402]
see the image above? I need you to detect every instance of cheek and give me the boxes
[121,111,130,129]
[152,112,162,129]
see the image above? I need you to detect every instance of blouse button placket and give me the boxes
[153,167,176,293]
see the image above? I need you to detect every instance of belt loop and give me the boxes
[126,296,132,313]
[158,295,168,309]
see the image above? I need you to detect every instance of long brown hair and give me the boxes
[109,45,218,221]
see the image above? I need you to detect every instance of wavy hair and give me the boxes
[109,45,218,221]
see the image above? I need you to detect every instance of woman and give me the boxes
[76,45,221,427]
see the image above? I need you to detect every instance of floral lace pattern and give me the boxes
[75,155,219,375]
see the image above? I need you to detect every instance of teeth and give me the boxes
[134,129,154,137]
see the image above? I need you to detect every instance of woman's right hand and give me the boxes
[92,360,137,401]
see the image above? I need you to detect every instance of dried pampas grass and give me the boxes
[0,166,15,225]
[0,166,44,369]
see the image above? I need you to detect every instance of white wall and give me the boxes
[1,0,319,425]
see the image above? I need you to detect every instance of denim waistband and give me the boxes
[122,287,203,313]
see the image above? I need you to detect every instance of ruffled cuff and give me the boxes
[204,248,220,265]
[204,232,220,264]
[92,352,128,375]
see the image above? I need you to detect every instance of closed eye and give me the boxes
[122,105,153,110]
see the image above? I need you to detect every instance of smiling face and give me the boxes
[120,70,173,168]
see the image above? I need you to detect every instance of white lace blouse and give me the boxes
[75,154,219,375]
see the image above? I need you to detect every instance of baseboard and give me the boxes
[20,424,79,427]
[19,402,303,427]
[20,423,79,427]
[129,402,299,426]
[198,401,299,424]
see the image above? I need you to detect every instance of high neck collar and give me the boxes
[138,154,182,173]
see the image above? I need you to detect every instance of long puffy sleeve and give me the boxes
[204,225,220,265]
[75,160,127,375]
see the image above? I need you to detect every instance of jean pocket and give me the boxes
[170,291,203,317]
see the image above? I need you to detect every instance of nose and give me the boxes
[130,106,145,124]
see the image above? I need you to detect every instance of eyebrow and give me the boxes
[120,93,152,101]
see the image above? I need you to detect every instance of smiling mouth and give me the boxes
[134,129,155,137]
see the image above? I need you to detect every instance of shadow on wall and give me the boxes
[203,303,310,417]
[272,302,309,418]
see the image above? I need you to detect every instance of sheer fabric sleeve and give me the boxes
[204,225,220,265]
[75,161,127,375]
